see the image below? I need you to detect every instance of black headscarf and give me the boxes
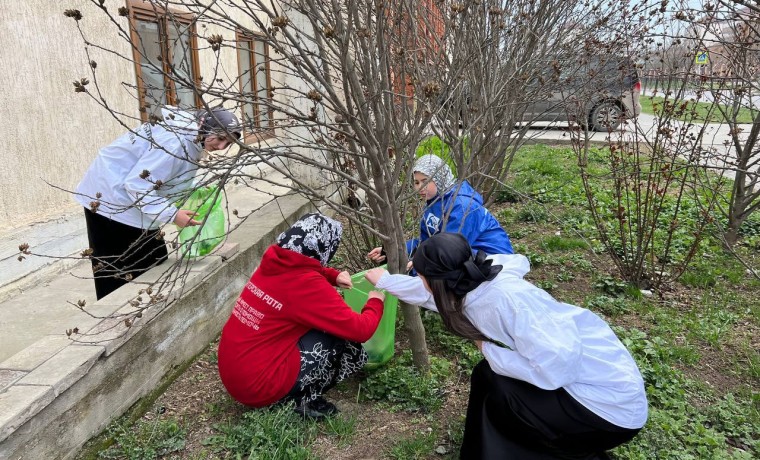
[412,233,502,296]
[276,213,342,266]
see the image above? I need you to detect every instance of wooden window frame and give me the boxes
[126,0,202,121]
[236,30,275,142]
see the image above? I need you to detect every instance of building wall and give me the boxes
[0,0,137,232]
[0,1,319,291]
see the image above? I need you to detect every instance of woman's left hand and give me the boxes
[336,271,353,289]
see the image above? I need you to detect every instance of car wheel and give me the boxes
[589,101,623,132]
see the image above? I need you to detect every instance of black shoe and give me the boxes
[310,396,339,415]
[293,401,327,420]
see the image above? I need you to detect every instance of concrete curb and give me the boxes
[0,193,313,459]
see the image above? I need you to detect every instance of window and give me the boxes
[236,32,274,138]
[127,0,201,120]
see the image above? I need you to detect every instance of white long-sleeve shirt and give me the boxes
[376,253,648,429]
[75,107,203,230]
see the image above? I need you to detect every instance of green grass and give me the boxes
[202,405,319,459]
[640,95,756,123]
[387,430,438,459]
[99,417,186,459]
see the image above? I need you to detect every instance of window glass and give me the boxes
[237,40,257,128]
[168,21,196,109]
[136,19,167,117]
[254,40,270,126]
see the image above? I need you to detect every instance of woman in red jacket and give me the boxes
[218,213,385,418]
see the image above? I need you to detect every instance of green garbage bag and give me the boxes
[341,267,398,369]
[177,185,225,258]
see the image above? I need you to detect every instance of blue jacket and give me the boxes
[406,180,513,257]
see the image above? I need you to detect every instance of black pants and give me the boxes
[83,208,169,300]
[460,359,641,460]
[282,329,367,406]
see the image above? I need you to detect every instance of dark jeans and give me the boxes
[83,208,168,300]
[460,359,641,460]
[282,329,367,406]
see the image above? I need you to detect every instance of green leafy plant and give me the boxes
[421,312,482,372]
[536,280,556,291]
[516,203,549,223]
[360,350,451,412]
[593,275,629,296]
[584,295,630,317]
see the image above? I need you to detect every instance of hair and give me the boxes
[426,277,492,343]
[413,232,502,343]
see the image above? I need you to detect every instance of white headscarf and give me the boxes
[413,154,457,192]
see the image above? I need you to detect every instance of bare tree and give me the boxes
[52,0,667,366]
[686,0,760,247]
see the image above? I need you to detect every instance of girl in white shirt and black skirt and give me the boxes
[365,232,647,459]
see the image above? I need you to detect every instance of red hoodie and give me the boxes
[217,244,384,407]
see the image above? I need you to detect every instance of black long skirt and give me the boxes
[460,359,641,460]
[83,208,169,300]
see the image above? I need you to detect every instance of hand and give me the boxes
[365,267,387,286]
[336,271,353,289]
[406,260,414,272]
[367,247,387,263]
[174,209,201,228]
[474,340,483,352]
[368,290,386,302]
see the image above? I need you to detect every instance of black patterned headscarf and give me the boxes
[276,213,343,266]
[413,233,502,296]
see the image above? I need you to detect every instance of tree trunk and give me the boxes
[399,301,429,371]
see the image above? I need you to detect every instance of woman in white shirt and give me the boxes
[75,106,241,299]
[365,232,647,459]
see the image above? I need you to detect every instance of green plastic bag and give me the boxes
[341,267,398,369]
[177,185,225,258]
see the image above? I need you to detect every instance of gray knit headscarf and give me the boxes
[413,154,457,193]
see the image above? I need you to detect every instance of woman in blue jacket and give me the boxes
[368,154,512,267]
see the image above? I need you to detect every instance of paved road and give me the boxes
[521,111,757,183]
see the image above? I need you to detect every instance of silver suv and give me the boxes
[523,57,641,131]
[440,57,641,132]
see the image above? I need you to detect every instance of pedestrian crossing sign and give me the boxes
[695,51,709,65]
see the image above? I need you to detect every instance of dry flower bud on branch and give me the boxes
[272,16,289,28]
[207,34,224,51]
[63,9,83,21]
[73,78,89,93]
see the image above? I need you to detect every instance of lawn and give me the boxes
[77,145,759,460]
[639,94,756,124]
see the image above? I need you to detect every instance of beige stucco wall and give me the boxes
[0,0,137,231]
